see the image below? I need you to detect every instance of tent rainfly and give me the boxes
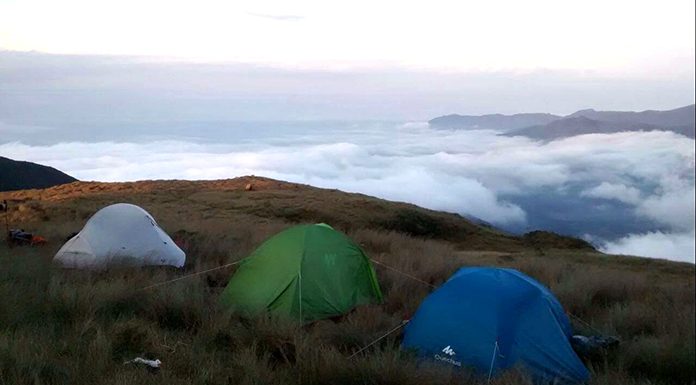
[54,203,185,269]
[219,223,383,322]
[402,267,589,384]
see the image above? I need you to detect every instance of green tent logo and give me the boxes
[324,252,337,267]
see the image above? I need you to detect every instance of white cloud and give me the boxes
[601,231,695,263]
[637,186,696,231]
[1,127,694,261]
[305,169,527,225]
[581,182,642,204]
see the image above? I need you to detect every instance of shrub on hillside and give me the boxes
[377,209,452,239]
[522,230,595,251]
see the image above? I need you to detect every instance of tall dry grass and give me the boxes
[2,223,693,385]
[0,179,694,384]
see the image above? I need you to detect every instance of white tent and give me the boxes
[54,203,186,269]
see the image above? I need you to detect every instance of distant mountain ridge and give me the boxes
[429,113,560,131]
[567,105,694,127]
[0,157,77,192]
[505,116,693,141]
[429,105,695,140]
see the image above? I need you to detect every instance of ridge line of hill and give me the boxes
[0,176,597,254]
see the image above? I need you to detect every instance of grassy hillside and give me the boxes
[1,177,694,385]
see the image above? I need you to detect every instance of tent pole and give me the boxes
[2,200,9,244]
[487,340,499,383]
[298,270,302,384]
[298,271,303,322]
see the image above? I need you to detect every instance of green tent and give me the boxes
[219,223,383,322]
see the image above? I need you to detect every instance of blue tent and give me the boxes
[402,267,589,384]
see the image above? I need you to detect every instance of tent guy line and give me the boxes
[567,312,605,336]
[347,319,410,360]
[134,243,604,340]
[137,256,429,294]
[140,260,243,291]
[370,258,437,289]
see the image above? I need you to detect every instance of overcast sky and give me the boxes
[2,0,694,73]
[1,50,693,122]
[1,0,695,120]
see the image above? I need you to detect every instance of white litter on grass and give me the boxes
[124,357,162,368]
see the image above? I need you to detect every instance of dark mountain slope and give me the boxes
[0,156,77,191]
[504,116,677,141]
[430,105,695,139]
[568,104,694,127]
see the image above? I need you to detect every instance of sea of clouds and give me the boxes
[1,122,694,262]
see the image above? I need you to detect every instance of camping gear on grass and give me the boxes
[402,267,589,384]
[219,223,383,322]
[54,203,185,269]
[124,357,161,373]
[571,335,620,359]
[3,201,48,247]
[7,229,47,246]
[8,229,32,245]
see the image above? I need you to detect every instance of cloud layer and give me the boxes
[602,231,695,262]
[2,123,693,262]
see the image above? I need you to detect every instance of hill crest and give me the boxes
[0,176,595,253]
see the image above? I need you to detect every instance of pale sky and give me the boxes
[1,0,694,75]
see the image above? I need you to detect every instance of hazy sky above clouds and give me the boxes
[0,50,693,122]
[1,1,694,120]
[1,0,694,74]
